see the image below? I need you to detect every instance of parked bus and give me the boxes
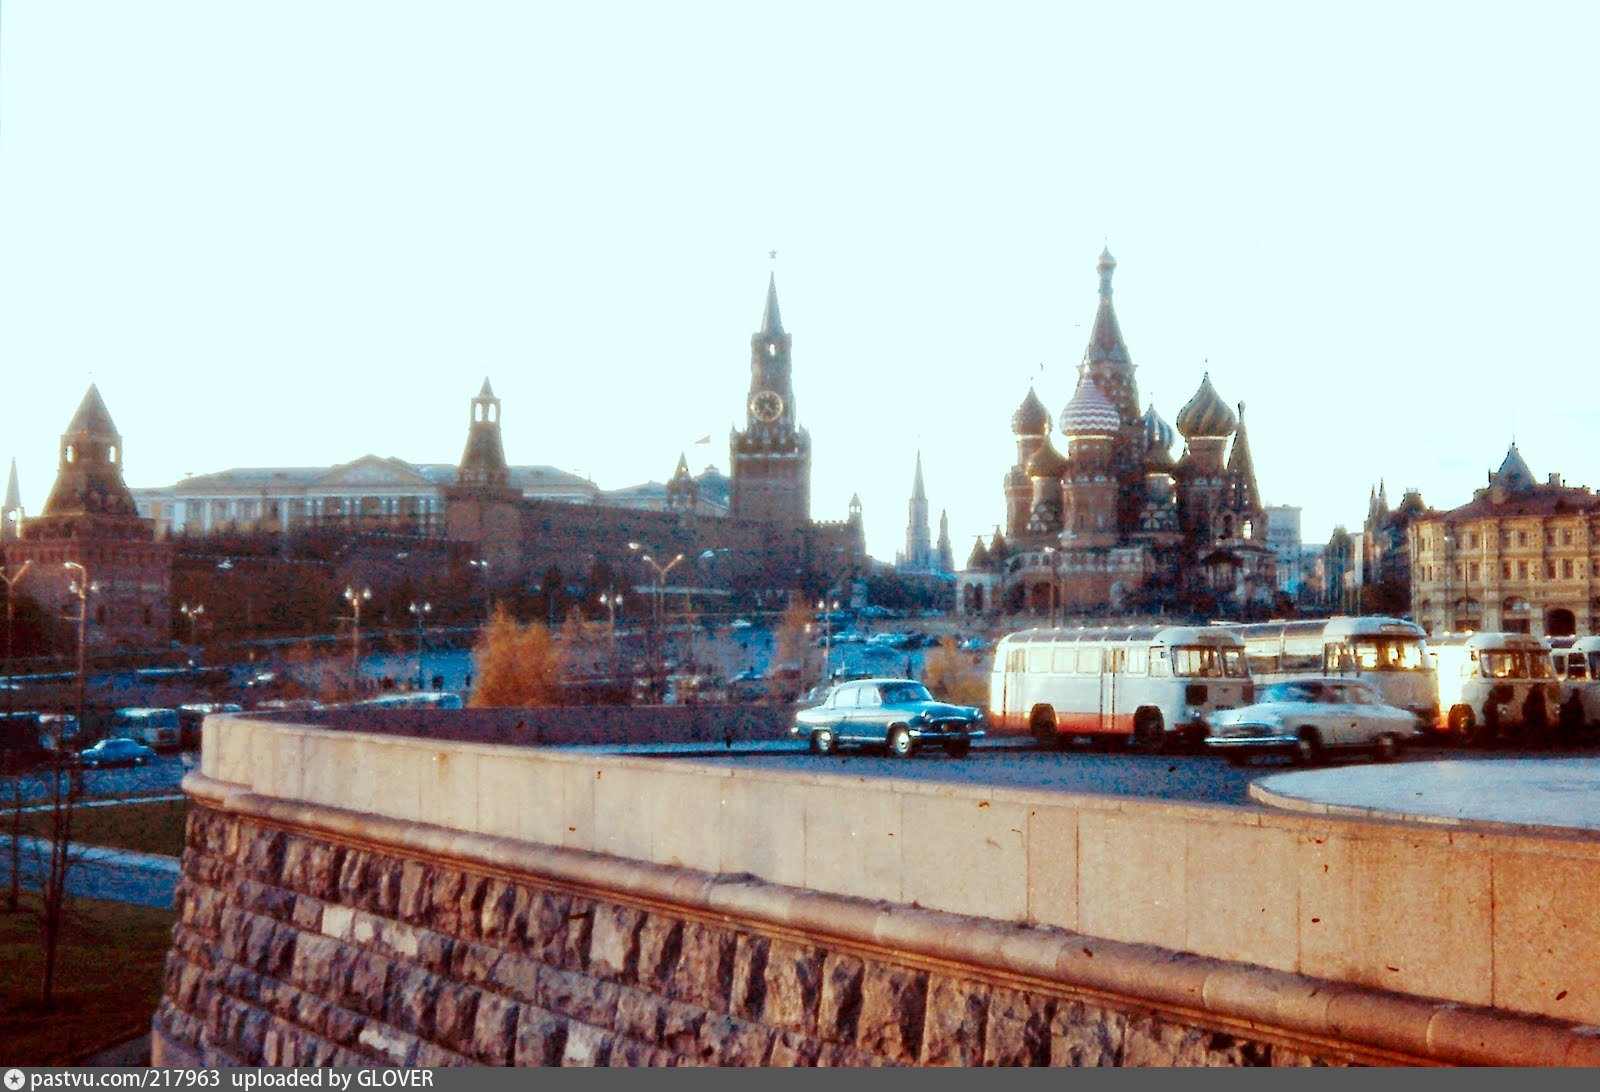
[1217,617,1437,731]
[989,625,1251,753]
[1549,636,1600,737]
[109,706,181,751]
[1425,632,1560,746]
[353,691,464,711]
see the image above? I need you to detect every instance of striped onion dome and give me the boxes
[1175,372,1238,439]
[1025,439,1069,478]
[1058,376,1120,439]
[1011,387,1050,436]
[1142,402,1174,454]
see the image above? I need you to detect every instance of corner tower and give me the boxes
[730,272,812,524]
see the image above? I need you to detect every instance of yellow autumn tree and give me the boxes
[468,605,566,708]
[920,636,989,707]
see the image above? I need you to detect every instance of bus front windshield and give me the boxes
[1172,646,1248,678]
[1352,638,1426,672]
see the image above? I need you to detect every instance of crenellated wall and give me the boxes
[153,716,1600,1066]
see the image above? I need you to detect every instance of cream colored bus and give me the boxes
[989,625,1251,753]
[1426,631,1560,746]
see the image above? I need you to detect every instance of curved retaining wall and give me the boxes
[153,716,1600,1066]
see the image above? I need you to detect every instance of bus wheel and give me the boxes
[1293,728,1323,766]
[1447,707,1474,748]
[1372,733,1400,764]
[1132,711,1165,755]
[1029,708,1058,750]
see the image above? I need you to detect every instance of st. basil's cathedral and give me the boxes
[958,250,1275,618]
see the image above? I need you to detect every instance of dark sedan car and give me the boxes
[792,678,985,758]
[77,737,157,769]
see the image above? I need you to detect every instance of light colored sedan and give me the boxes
[1204,677,1417,766]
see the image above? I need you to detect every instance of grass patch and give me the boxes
[15,798,191,858]
[0,893,176,1064]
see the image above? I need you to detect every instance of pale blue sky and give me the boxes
[2,2,1596,564]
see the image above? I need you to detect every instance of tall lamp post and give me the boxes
[179,601,205,666]
[599,591,624,676]
[1,561,31,718]
[408,600,431,690]
[816,597,839,682]
[628,543,685,698]
[469,558,491,624]
[343,586,371,698]
[63,562,92,737]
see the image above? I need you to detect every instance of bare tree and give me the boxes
[37,747,80,1005]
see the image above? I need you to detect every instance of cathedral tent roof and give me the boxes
[759,273,785,338]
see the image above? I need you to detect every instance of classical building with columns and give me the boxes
[958,250,1275,618]
[1409,444,1600,638]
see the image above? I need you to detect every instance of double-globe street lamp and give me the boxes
[816,597,840,683]
[179,601,205,666]
[408,600,431,690]
[343,586,371,698]
[628,543,687,698]
[63,562,94,736]
[599,591,624,677]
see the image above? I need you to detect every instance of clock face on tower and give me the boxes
[750,390,784,423]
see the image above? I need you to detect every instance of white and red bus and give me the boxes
[989,625,1251,753]
[1426,631,1560,745]
[1217,616,1438,732]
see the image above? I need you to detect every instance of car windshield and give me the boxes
[1260,682,1320,704]
[1352,638,1426,672]
[880,683,933,704]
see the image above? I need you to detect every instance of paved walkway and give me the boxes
[1252,757,1600,837]
[1,834,180,908]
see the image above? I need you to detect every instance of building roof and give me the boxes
[1058,375,1120,438]
[1434,483,1598,523]
[1011,387,1050,436]
[1175,371,1238,439]
[1490,442,1534,491]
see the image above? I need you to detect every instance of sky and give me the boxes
[2,2,1597,565]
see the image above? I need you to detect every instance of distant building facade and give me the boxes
[1410,444,1600,637]
[2,386,172,651]
[958,250,1275,618]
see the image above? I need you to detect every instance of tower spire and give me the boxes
[759,272,785,338]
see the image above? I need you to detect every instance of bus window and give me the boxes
[1172,647,1222,678]
[1526,653,1554,679]
[1076,648,1103,674]
[1352,638,1426,672]
[1150,648,1171,677]
[1564,655,1586,680]
[1588,653,1600,679]
[1324,644,1356,674]
[1027,647,1053,674]
[1125,647,1148,675]
[1246,652,1280,676]
[1222,649,1248,678]
[1482,652,1520,678]
[1282,636,1321,673]
[1052,647,1076,673]
[1107,649,1125,674]
[1008,650,1025,674]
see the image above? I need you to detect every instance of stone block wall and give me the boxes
[157,805,1349,1067]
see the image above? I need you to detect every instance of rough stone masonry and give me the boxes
[155,806,1355,1067]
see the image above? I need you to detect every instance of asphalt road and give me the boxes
[5,752,190,806]
[0,834,179,909]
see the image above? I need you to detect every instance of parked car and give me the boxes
[78,737,157,769]
[791,678,985,758]
[1204,677,1417,766]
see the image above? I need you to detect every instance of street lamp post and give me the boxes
[179,601,205,666]
[1,561,31,718]
[343,586,371,698]
[599,591,623,676]
[469,558,491,624]
[63,562,92,736]
[408,600,431,690]
[628,543,685,699]
[816,597,840,682]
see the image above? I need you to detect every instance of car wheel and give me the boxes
[1132,711,1165,755]
[1372,733,1399,764]
[943,739,970,759]
[1293,728,1323,767]
[811,728,836,756]
[888,726,914,759]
